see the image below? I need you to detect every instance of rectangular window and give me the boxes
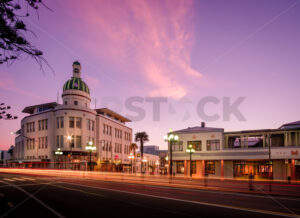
[38,120,41,131]
[60,117,64,128]
[57,117,60,128]
[71,135,75,148]
[92,121,94,131]
[228,136,241,148]
[57,136,59,148]
[205,161,215,174]
[76,117,82,128]
[32,139,35,150]
[76,136,82,148]
[45,119,48,130]
[60,135,64,148]
[87,119,90,130]
[39,137,41,149]
[45,136,48,149]
[32,122,35,132]
[187,141,202,151]
[42,137,44,149]
[172,141,183,151]
[69,117,75,128]
[103,124,105,134]
[42,120,44,130]
[207,140,220,151]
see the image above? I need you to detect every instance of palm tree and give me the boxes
[129,143,138,155]
[135,132,149,174]
[129,143,138,173]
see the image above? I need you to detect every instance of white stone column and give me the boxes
[284,133,288,147]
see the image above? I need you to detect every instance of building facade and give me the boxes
[11,61,132,171]
[169,122,300,181]
[134,152,159,174]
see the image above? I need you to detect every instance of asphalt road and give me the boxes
[0,173,300,218]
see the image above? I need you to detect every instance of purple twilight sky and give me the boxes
[0,0,300,150]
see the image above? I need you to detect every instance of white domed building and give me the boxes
[12,61,133,171]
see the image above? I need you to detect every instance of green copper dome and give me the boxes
[63,77,90,94]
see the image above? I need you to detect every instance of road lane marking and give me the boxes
[3,178,14,182]
[22,177,36,181]
[67,176,300,202]
[12,178,26,181]
[0,180,65,218]
[59,181,300,218]
[50,184,104,198]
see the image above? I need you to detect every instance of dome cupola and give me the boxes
[63,77,90,94]
[61,61,91,108]
[62,61,90,94]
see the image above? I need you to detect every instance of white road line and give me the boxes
[22,177,36,181]
[59,181,300,218]
[12,178,26,181]
[2,178,15,182]
[21,177,36,181]
[0,180,65,218]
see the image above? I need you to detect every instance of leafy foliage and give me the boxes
[134,132,149,158]
[0,0,46,65]
[0,103,18,120]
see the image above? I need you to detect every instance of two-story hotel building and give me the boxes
[169,121,300,181]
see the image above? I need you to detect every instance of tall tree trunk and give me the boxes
[141,140,144,174]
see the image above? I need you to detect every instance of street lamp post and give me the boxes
[268,134,272,192]
[186,144,195,179]
[164,133,179,177]
[86,141,96,171]
[128,153,134,174]
[67,136,72,170]
[55,148,63,169]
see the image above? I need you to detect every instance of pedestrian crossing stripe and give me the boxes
[23,177,36,181]
[2,177,36,182]
[2,178,14,182]
[12,178,26,181]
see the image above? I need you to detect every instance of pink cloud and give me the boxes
[0,71,47,101]
[61,0,201,98]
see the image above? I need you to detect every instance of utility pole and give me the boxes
[269,133,272,192]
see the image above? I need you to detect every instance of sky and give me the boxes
[0,0,300,150]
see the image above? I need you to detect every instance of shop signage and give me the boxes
[271,148,300,159]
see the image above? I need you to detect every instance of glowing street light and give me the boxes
[164,132,179,177]
[86,141,96,171]
[128,153,135,174]
[186,144,195,179]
